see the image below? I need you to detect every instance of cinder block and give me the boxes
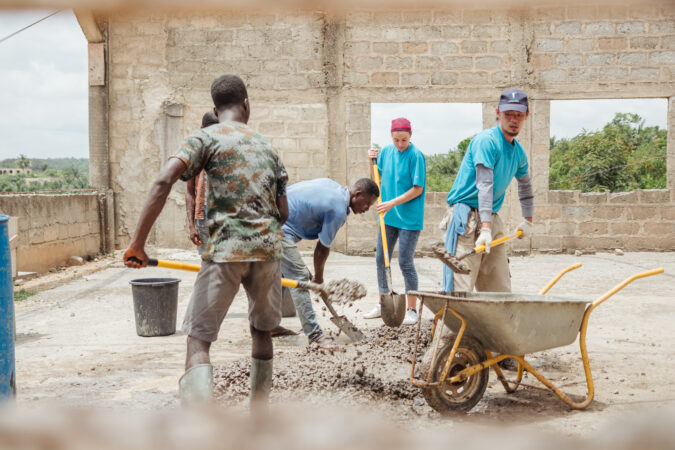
[609,191,638,203]
[649,22,675,34]
[491,40,509,52]
[548,190,579,204]
[630,37,659,49]
[661,206,675,220]
[475,56,502,69]
[414,26,442,40]
[555,53,583,66]
[586,53,616,66]
[566,38,595,52]
[578,221,608,235]
[598,37,627,51]
[591,205,623,220]
[472,25,501,38]
[403,42,428,54]
[355,56,383,71]
[540,69,567,82]
[283,152,311,166]
[580,191,608,204]
[258,121,285,136]
[638,189,670,203]
[550,221,577,234]
[651,51,675,64]
[555,22,581,35]
[610,221,640,235]
[383,28,413,41]
[562,205,591,219]
[491,71,511,85]
[532,235,562,251]
[533,23,551,36]
[461,40,488,54]
[533,54,553,67]
[415,56,442,70]
[617,22,645,34]
[535,205,562,219]
[584,22,614,35]
[385,56,413,70]
[625,206,657,220]
[663,36,675,50]
[643,222,675,236]
[442,25,470,38]
[433,11,462,25]
[568,67,598,82]
[617,52,648,65]
[599,67,628,80]
[459,71,488,84]
[287,122,314,136]
[370,72,399,85]
[402,11,433,24]
[443,56,473,69]
[401,72,430,85]
[431,42,459,55]
[372,42,399,54]
[345,41,370,56]
[431,72,458,85]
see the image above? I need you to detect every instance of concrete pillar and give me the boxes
[668,96,675,199]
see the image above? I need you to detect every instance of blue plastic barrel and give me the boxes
[0,215,16,399]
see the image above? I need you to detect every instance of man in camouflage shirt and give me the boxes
[124,75,288,411]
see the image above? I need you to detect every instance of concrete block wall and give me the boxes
[103,2,675,255]
[0,192,103,273]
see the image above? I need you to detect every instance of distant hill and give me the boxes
[0,158,89,174]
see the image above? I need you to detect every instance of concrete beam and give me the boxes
[74,10,104,43]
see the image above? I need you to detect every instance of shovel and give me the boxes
[432,230,523,274]
[140,258,367,342]
[370,158,407,328]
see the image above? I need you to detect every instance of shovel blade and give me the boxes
[380,293,407,328]
[330,316,367,343]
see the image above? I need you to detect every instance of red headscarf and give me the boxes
[391,117,412,133]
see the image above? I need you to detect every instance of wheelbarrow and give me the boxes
[408,264,665,413]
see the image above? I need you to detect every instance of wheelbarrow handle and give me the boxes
[539,263,582,295]
[146,258,313,290]
[591,268,664,309]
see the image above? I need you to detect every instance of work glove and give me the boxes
[475,228,492,253]
[515,220,532,238]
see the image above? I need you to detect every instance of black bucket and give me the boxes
[130,278,180,337]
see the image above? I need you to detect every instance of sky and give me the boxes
[0,9,88,160]
[0,10,669,160]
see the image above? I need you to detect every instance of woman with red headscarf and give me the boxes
[363,118,426,325]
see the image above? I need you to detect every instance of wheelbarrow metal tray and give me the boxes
[410,290,591,355]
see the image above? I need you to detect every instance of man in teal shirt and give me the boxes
[441,88,534,295]
[364,117,426,326]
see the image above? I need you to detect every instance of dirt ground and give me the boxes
[10,248,675,439]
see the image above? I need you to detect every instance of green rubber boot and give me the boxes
[250,358,273,413]
[179,363,213,405]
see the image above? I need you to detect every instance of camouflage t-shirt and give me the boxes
[173,120,288,262]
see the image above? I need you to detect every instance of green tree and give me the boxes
[549,113,666,192]
[426,136,473,192]
[16,154,30,170]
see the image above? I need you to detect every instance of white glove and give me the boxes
[439,205,452,231]
[475,228,492,253]
[516,220,532,238]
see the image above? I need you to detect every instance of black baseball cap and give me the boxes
[498,88,528,113]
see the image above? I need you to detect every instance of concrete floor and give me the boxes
[11,248,675,436]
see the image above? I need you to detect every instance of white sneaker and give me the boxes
[402,309,418,325]
[363,304,381,319]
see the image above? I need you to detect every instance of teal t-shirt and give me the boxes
[446,125,529,212]
[377,143,426,231]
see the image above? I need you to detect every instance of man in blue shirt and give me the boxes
[441,88,534,294]
[363,118,426,326]
[276,177,379,348]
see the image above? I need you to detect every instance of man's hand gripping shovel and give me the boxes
[370,157,407,328]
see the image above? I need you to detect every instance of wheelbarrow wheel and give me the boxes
[423,334,488,414]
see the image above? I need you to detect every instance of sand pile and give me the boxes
[214,324,432,407]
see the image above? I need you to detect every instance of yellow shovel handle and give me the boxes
[149,258,300,288]
[371,158,390,268]
[473,230,523,254]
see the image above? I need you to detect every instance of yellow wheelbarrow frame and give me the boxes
[409,265,664,411]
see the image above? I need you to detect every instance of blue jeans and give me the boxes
[280,236,323,341]
[376,225,421,294]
